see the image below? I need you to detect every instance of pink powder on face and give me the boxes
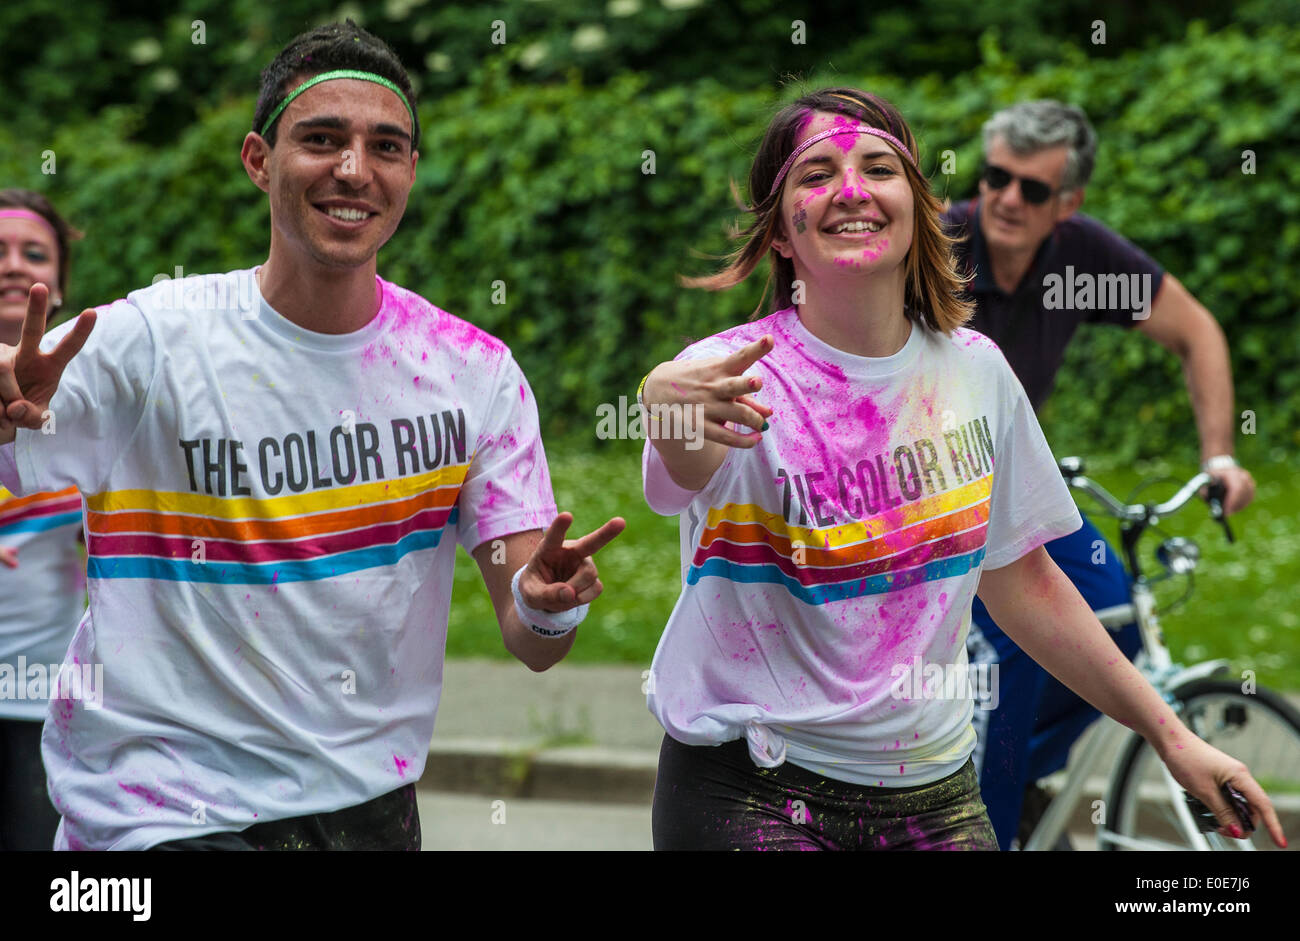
[828,114,864,153]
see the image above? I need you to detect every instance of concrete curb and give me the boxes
[423,739,659,805]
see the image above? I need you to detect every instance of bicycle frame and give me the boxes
[1022,652,1233,851]
[1021,461,1235,851]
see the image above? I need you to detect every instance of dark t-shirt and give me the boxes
[942,199,1165,411]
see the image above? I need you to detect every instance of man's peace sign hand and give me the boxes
[0,283,96,439]
[516,512,626,611]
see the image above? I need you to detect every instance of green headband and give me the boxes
[260,69,415,139]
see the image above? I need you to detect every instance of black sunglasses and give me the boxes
[980,164,1058,205]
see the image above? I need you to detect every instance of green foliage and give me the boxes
[1,12,1297,459]
[0,0,1271,140]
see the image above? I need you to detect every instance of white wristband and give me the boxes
[511,566,588,638]
[1201,454,1238,473]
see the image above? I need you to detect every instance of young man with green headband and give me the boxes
[0,21,623,850]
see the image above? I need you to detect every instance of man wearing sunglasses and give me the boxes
[941,99,1255,850]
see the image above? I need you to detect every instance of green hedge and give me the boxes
[1,20,1296,459]
[2,0,1271,137]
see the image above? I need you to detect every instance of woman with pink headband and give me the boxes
[638,87,1285,850]
[0,189,86,850]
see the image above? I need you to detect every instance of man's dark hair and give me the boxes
[253,20,420,150]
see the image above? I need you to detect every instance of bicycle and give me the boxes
[1019,456,1300,851]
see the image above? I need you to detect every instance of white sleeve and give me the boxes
[455,353,557,552]
[981,352,1082,570]
[14,300,157,497]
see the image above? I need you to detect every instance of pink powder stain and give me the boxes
[118,782,167,809]
[827,114,865,153]
[795,107,817,137]
[394,754,410,778]
[899,763,905,775]
[367,280,507,366]
[51,696,75,734]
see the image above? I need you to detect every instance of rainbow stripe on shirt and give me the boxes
[687,475,990,605]
[0,487,83,537]
[82,465,467,584]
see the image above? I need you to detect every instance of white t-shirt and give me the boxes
[0,484,85,720]
[3,269,556,850]
[643,307,1081,787]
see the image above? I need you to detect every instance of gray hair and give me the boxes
[982,100,1097,192]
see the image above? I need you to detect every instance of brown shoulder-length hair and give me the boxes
[683,87,971,335]
[0,188,82,302]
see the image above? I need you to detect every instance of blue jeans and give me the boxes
[966,513,1141,849]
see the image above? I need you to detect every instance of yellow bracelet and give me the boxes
[637,372,662,422]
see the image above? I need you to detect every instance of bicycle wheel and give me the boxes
[1101,679,1300,851]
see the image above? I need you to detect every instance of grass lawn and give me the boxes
[446,437,1300,693]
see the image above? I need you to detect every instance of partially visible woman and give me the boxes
[0,189,86,850]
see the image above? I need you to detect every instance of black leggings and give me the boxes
[653,734,998,851]
[0,718,62,850]
[150,783,421,851]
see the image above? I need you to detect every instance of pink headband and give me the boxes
[0,209,59,242]
[768,126,916,200]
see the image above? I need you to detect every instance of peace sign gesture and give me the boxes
[0,283,96,441]
[641,335,776,492]
[517,511,626,611]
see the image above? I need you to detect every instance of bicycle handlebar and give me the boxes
[1057,457,1235,543]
